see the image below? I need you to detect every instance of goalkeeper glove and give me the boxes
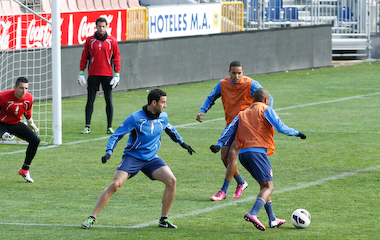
[27,118,39,133]
[180,142,195,155]
[297,132,306,139]
[210,145,221,153]
[78,71,87,86]
[110,72,120,89]
[101,153,111,163]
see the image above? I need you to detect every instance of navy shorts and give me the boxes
[239,151,273,182]
[116,154,168,180]
[87,76,112,92]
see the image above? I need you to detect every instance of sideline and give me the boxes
[2,91,379,157]
[0,165,378,228]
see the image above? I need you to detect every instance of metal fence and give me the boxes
[222,0,378,57]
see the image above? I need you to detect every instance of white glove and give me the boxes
[78,73,87,86]
[27,118,39,133]
[110,76,120,89]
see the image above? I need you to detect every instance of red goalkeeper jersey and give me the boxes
[0,89,33,124]
[79,33,121,76]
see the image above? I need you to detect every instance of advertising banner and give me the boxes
[0,10,127,50]
[148,3,221,39]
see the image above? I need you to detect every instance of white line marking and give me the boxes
[1,165,378,229]
[2,91,380,156]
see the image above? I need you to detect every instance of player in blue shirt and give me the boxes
[82,88,195,229]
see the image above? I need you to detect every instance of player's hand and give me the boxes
[297,132,306,139]
[27,118,39,133]
[101,153,111,163]
[180,142,196,155]
[210,145,221,153]
[110,73,120,89]
[196,112,205,122]
[78,71,87,86]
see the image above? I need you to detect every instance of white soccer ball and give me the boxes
[291,209,311,228]
[2,132,15,141]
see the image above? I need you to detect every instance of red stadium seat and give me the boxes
[85,0,95,10]
[119,0,128,8]
[60,0,71,12]
[41,0,52,12]
[110,0,121,9]
[67,0,79,11]
[127,0,140,8]
[77,0,87,10]
[93,0,104,10]
[103,0,112,9]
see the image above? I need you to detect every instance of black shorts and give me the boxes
[87,76,113,92]
[0,121,39,143]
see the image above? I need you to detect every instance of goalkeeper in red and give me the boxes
[78,17,121,134]
[0,77,40,183]
[210,88,306,231]
[82,88,195,229]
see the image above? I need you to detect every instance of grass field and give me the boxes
[1,62,380,239]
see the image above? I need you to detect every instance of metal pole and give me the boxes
[52,0,62,145]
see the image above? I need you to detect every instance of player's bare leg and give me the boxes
[152,166,178,228]
[82,170,129,229]
[92,170,130,217]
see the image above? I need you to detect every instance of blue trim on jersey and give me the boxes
[264,107,299,136]
[200,78,274,113]
[106,109,183,161]
[215,106,299,153]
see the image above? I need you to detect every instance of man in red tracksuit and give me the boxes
[78,17,121,134]
[0,77,40,183]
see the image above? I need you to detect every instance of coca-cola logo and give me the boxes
[26,18,52,48]
[78,15,113,44]
[0,20,11,50]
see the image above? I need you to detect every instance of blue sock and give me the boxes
[249,197,266,215]
[264,201,276,221]
[221,179,231,194]
[234,174,245,185]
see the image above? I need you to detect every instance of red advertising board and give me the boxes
[0,10,127,50]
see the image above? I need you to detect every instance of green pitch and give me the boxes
[1,62,379,239]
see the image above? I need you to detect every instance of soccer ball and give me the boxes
[291,209,311,228]
[2,132,15,141]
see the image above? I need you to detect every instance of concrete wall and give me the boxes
[62,24,332,98]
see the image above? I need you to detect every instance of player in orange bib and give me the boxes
[196,61,273,201]
[210,88,306,231]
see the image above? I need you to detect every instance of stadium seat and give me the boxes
[85,0,95,10]
[67,0,79,11]
[94,0,104,10]
[103,0,112,9]
[41,0,52,12]
[128,0,140,8]
[338,6,353,21]
[110,0,120,9]
[2,0,23,15]
[60,0,71,12]
[284,7,298,21]
[77,0,87,10]
[119,0,128,8]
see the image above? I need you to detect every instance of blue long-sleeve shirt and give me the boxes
[216,106,299,155]
[106,109,183,161]
[199,79,274,114]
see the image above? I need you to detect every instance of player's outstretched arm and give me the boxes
[101,153,111,163]
[180,142,196,155]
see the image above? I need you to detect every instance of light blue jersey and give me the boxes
[106,109,183,161]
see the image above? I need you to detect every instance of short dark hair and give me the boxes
[96,17,108,26]
[148,88,166,105]
[229,61,243,70]
[253,88,269,102]
[15,77,28,87]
